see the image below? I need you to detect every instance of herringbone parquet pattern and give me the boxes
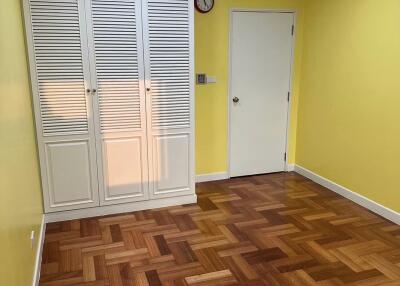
[40,173,400,285]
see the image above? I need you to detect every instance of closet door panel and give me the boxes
[143,0,195,199]
[25,0,99,212]
[45,140,96,208]
[152,133,190,197]
[102,136,145,200]
[87,0,149,205]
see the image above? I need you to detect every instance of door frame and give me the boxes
[227,9,297,178]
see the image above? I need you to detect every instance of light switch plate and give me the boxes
[206,76,217,83]
[196,73,206,84]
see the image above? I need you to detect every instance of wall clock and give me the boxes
[195,0,214,13]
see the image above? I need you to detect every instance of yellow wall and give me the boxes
[297,0,400,212]
[2,0,400,283]
[1,1,400,284]
[195,0,304,174]
[0,0,44,285]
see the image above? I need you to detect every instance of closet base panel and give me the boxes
[44,194,197,223]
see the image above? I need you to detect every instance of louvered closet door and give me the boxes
[25,0,99,212]
[85,0,149,205]
[142,0,195,198]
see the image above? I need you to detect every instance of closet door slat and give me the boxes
[147,0,190,129]
[91,0,142,133]
[30,0,89,136]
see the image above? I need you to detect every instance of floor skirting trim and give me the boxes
[196,172,229,183]
[294,165,400,225]
[32,215,46,286]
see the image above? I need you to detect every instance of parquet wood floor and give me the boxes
[40,173,400,286]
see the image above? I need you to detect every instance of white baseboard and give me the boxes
[196,172,229,183]
[32,215,46,286]
[286,164,295,172]
[294,165,400,225]
[45,195,197,223]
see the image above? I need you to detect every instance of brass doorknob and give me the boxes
[233,97,239,103]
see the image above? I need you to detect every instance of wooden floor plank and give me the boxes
[40,173,400,285]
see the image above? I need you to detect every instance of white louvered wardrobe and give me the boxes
[23,0,195,221]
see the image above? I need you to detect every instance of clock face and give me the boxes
[195,0,214,13]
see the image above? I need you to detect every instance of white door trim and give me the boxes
[227,9,297,178]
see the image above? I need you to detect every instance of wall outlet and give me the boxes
[30,230,35,249]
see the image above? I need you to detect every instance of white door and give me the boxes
[25,0,100,212]
[230,11,294,177]
[85,0,149,205]
[142,0,195,199]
